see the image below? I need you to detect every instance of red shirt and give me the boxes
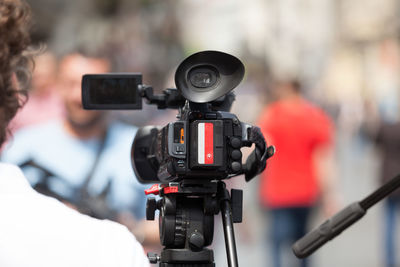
[258,97,333,208]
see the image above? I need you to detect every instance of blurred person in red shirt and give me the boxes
[257,80,337,267]
[10,51,64,130]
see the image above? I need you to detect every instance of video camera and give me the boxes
[82,51,273,184]
[82,50,274,267]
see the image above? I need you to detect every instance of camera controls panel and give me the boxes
[168,122,187,158]
[228,137,242,173]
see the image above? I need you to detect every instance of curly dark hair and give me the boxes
[0,0,32,147]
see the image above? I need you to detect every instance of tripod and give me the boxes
[145,180,243,267]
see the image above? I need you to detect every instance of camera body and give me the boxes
[82,50,270,184]
[132,104,247,183]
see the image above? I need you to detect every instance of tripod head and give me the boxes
[145,180,243,267]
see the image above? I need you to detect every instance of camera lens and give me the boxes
[188,66,218,89]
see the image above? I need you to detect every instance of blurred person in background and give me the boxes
[1,51,159,246]
[375,121,400,267]
[0,0,149,266]
[10,51,64,131]
[364,99,400,267]
[257,80,337,267]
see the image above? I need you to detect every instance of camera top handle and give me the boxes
[138,85,185,109]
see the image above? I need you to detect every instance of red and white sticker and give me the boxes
[198,122,214,164]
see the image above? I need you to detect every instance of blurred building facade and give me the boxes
[27,0,400,118]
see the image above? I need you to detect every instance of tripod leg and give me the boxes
[218,182,239,267]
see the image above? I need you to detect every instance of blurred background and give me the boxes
[12,0,400,266]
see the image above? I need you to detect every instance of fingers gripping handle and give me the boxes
[292,202,366,258]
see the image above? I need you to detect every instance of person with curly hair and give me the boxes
[0,1,149,266]
[0,0,31,146]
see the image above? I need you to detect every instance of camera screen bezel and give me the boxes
[82,73,143,110]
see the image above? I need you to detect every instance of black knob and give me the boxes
[231,161,241,172]
[231,149,242,160]
[267,145,276,159]
[146,197,157,220]
[230,137,241,148]
[147,252,160,264]
[189,232,205,251]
